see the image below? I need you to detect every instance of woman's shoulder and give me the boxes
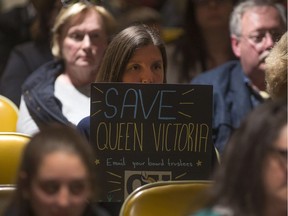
[77,116,90,128]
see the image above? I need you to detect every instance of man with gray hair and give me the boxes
[191,0,286,154]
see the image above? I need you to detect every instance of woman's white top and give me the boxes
[17,75,90,135]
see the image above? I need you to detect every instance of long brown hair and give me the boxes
[96,24,167,83]
[207,99,287,216]
[172,0,238,82]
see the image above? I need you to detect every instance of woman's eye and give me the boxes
[40,182,59,195]
[90,33,99,40]
[152,63,163,71]
[69,33,84,41]
[127,64,140,72]
[69,182,85,195]
[132,65,140,70]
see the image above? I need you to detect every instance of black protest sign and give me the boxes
[90,83,213,202]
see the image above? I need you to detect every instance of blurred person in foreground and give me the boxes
[2,124,110,216]
[191,0,286,154]
[16,2,116,135]
[265,31,287,101]
[191,99,287,216]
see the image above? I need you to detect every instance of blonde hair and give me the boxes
[51,2,117,58]
[265,32,287,100]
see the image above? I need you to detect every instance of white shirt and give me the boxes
[17,75,90,135]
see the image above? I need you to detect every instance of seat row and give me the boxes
[0,94,212,215]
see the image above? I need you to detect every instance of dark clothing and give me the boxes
[191,60,265,154]
[0,41,53,106]
[22,59,72,128]
[0,3,35,78]
[77,116,90,140]
[3,202,111,216]
[84,204,112,216]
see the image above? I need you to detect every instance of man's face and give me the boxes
[232,6,284,88]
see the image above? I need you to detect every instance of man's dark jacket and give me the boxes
[191,60,263,153]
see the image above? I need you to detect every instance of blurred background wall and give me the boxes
[1,0,27,12]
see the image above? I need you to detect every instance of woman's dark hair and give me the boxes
[208,99,287,215]
[3,124,98,216]
[30,0,60,42]
[173,0,237,82]
[96,24,167,83]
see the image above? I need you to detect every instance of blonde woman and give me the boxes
[265,32,287,101]
[16,2,116,135]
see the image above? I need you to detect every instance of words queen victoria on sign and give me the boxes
[90,83,213,202]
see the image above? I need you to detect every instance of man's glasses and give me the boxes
[240,30,283,46]
[61,0,103,7]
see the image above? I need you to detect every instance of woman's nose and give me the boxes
[82,34,92,48]
[142,79,152,84]
[56,187,70,207]
[141,69,154,84]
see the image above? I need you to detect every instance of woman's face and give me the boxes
[28,151,91,216]
[61,9,108,83]
[264,124,287,207]
[121,44,165,83]
[195,0,233,30]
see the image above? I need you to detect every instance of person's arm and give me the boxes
[0,48,32,107]
[16,96,39,135]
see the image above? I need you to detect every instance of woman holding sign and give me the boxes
[77,24,167,140]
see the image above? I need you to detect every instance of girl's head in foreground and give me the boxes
[7,124,97,216]
[96,24,167,83]
[210,99,287,215]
